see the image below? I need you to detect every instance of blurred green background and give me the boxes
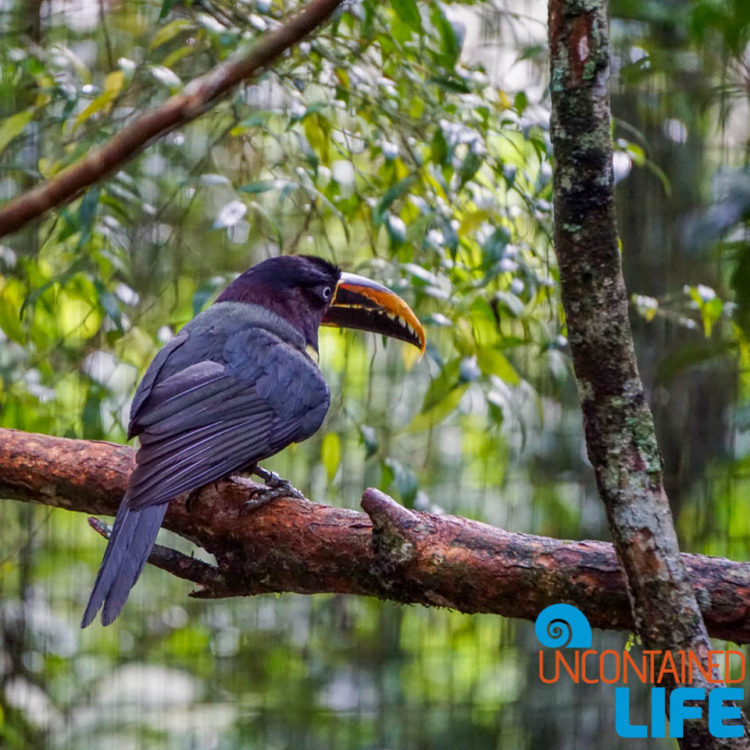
[1,0,749,747]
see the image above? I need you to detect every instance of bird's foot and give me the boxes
[232,468,304,515]
[252,466,305,500]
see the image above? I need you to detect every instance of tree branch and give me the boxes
[2,427,750,642]
[0,0,345,239]
[87,516,229,590]
[548,0,749,744]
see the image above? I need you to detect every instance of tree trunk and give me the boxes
[547,0,748,745]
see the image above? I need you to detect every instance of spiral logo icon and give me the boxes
[535,604,593,648]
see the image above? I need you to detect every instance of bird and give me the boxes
[81,254,425,627]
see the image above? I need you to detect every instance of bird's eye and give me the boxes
[321,286,333,301]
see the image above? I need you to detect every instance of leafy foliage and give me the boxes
[3,0,750,746]
[0,1,564,745]
[0,0,560,479]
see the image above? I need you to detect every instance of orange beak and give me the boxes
[321,272,426,356]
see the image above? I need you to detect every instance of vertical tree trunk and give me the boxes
[547,0,748,745]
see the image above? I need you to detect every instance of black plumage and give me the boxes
[82,255,425,627]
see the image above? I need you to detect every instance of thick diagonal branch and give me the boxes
[1,428,749,642]
[548,0,749,744]
[0,0,344,238]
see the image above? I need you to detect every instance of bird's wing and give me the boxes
[125,325,329,510]
[127,330,189,440]
[82,324,329,627]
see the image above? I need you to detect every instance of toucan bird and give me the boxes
[81,254,425,627]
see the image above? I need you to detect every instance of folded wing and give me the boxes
[82,325,329,626]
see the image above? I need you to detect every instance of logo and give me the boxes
[535,604,745,739]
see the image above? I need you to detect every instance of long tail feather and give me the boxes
[81,500,168,628]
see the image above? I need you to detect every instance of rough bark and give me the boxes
[0,0,345,239]
[548,0,749,744]
[1,428,750,642]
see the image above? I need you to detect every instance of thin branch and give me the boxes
[2,428,750,642]
[87,516,228,589]
[0,0,345,239]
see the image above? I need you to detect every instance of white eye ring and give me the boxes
[321,286,333,300]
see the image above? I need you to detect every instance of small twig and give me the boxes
[0,0,346,238]
[88,516,227,591]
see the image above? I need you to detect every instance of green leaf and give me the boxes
[514,91,528,115]
[56,207,80,242]
[420,357,461,412]
[517,44,545,62]
[430,6,460,67]
[82,388,104,437]
[162,44,196,69]
[21,258,87,317]
[458,149,482,187]
[159,0,180,20]
[375,176,415,225]
[238,180,277,194]
[93,279,123,333]
[481,227,511,266]
[494,291,525,318]
[438,215,458,253]
[476,346,520,385]
[288,100,328,126]
[383,458,418,505]
[431,126,448,165]
[359,424,378,458]
[407,360,468,432]
[0,109,34,153]
[390,0,422,31]
[701,296,723,337]
[386,213,407,244]
[231,111,274,135]
[74,71,124,129]
[731,249,750,335]
[248,200,282,246]
[78,187,101,231]
[151,18,193,49]
[279,181,297,203]
[403,263,439,286]
[429,75,471,94]
[0,278,26,343]
[321,432,341,481]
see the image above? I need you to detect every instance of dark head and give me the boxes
[216,254,425,354]
[217,255,340,350]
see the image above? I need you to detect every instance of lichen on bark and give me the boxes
[548,0,749,744]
